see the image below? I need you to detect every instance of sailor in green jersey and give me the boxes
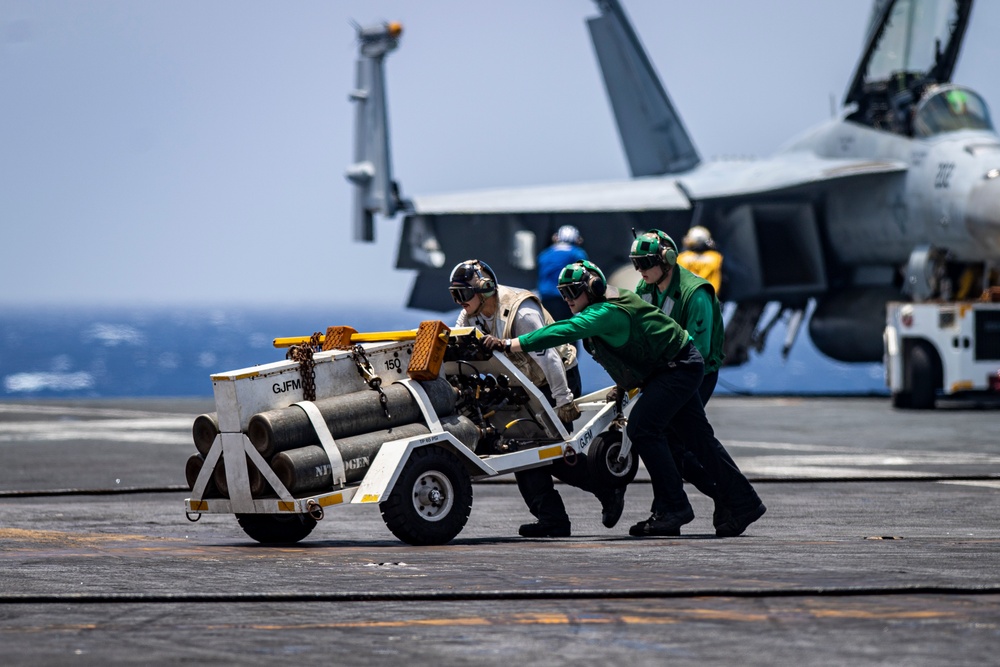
[629,229,733,528]
[484,260,764,538]
[630,229,724,405]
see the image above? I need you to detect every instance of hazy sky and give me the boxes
[3,1,1000,309]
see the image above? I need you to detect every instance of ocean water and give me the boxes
[0,304,887,399]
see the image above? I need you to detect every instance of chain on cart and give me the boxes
[285,332,321,401]
[351,344,391,419]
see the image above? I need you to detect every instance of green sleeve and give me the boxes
[518,302,630,351]
[685,287,715,359]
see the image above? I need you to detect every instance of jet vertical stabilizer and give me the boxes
[587,0,700,176]
[347,21,406,242]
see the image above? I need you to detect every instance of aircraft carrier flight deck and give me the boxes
[1,396,997,665]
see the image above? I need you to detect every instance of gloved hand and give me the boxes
[605,386,619,404]
[557,402,581,424]
[481,335,505,351]
[481,335,511,352]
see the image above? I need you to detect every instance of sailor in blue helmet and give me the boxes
[536,225,588,322]
[483,259,765,537]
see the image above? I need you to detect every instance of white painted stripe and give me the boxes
[0,404,196,419]
[0,418,193,433]
[738,464,940,478]
[937,480,1000,490]
[738,453,1000,466]
[726,440,865,453]
[0,418,194,445]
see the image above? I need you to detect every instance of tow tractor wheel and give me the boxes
[893,342,937,410]
[380,445,473,546]
[587,430,639,488]
[907,343,936,410]
[236,513,317,544]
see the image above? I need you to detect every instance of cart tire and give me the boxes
[236,513,317,544]
[587,430,639,488]
[909,343,936,410]
[379,445,473,546]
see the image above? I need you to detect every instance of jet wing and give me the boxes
[410,177,691,215]
[676,153,908,200]
[408,155,907,215]
[399,155,907,311]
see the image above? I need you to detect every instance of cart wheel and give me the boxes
[379,445,473,546]
[236,513,317,544]
[587,430,638,487]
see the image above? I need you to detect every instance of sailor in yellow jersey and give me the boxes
[676,226,723,297]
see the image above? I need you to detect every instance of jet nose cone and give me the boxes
[966,174,1000,254]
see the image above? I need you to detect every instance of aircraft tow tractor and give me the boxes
[885,289,1000,410]
[184,323,636,545]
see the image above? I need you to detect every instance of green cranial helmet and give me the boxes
[629,229,677,269]
[557,259,607,300]
[629,232,661,258]
[558,259,605,285]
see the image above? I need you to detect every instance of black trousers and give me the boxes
[514,363,607,525]
[671,369,718,498]
[626,344,759,517]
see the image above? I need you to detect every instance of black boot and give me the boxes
[518,521,571,538]
[712,500,732,530]
[629,506,694,537]
[715,502,766,538]
[599,487,626,528]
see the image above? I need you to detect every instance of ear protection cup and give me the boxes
[451,259,497,296]
[585,270,607,298]
[652,230,678,268]
[573,260,606,299]
[661,244,677,268]
[475,260,497,295]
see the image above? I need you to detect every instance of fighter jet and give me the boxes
[348,0,1000,367]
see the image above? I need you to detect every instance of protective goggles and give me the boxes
[557,282,587,301]
[449,286,480,304]
[630,254,660,271]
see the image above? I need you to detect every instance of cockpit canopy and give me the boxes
[913,85,993,137]
[862,0,962,84]
[844,0,975,136]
